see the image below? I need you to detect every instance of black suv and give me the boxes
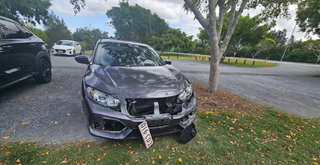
[0,16,52,90]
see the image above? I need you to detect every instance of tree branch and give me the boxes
[217,0,226,41]
[219,0,248,57]
[184,0,210,32]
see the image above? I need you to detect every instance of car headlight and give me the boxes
[178,83,193,103]
[86,86,121,108]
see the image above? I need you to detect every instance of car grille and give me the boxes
[126,96,179,116]
[55,49,66,53]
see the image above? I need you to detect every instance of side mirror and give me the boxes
[165,60,172,65]
[75,55,90,64]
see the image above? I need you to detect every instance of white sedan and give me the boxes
[52,40,82,56]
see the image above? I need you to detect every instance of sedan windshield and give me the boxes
[94,43,165,66]
[57,41,73,46]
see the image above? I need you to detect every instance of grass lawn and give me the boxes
[1,84,319,165]
[84,50,93,55]
[161,55,277,67]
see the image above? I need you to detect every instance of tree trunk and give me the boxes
[207,36,220,93]
[220,48,228,63]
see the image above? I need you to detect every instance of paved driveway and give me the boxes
[0,55,105,143]
[171,60,320,118]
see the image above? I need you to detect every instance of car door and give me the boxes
[14,23,38,76]
[0,20,19,87]
[75,42,81,54]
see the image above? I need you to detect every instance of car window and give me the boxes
[56,40,74,46]
[16,25,33,38]
[0,20,28,39]
[94,43,165,66]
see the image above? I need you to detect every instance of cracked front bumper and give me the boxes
[82,93,198,140]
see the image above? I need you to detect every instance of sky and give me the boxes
[41,0,319,41]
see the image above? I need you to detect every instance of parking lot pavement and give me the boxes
[171,60,320,118]
[0,55,106,144]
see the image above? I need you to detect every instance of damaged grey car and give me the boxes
[75,39,197,143]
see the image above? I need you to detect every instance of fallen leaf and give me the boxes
[41,161,47,164]
[196,141,200,144]
[153,149,155,152]
[26,96,29,98]
[46,151,49,155]
[313,162,318,165]
[13,130,16,133]
[68,113,70,116]
[55,121,57,124]
[152,160,155,164]
[159,155,162,159]
[178,158,182,162]
[134,159,139,162]
[3,136,9,139]
[97,158,100,161]
[16,159,21,163]
[65,91,68,93]
[21,122,29,125]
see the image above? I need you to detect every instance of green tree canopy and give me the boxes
[150,28,194,53]
[296,0,320,37]
[270,29,288,46]
[0,0,51,25]
[196,13,274,56]
[44,13,73,47]
[106,2,168,42]
[73,27,109,50]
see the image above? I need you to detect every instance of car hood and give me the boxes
[84,64,187,98]
[53,45,73,49]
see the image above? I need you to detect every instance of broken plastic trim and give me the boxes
[91,115,128,134]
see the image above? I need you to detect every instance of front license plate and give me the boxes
[138,121,153,149]
[58,51,63,53]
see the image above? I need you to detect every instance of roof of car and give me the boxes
[99,39,149,47]
[0,16,21,25]
[59,40,75,42]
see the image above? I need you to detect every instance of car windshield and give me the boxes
[56,41,73,46]
[94,43,165,66]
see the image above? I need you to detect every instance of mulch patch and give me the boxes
[192,83,260,115]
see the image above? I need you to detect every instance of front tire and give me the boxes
[34,58,52,83]
[80,49,82,55]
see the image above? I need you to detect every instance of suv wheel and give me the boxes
[34,58,52,83]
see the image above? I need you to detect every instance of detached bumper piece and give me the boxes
[179,123,197,144]
[83,93,197,143]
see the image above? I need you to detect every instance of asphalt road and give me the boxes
[0,55,319,144]
[171,59,320,118]
[0,55,105,143]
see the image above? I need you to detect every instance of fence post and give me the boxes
[263,57,268,66]
[243,60,246,65]
[235,59,238,64]
[177,54,178,59]
[252,61,255,66]
[228,59,230,63]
